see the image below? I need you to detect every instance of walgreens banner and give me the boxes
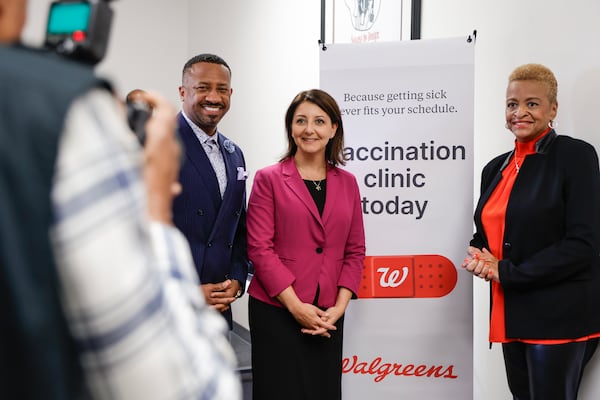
[320,37,475,399]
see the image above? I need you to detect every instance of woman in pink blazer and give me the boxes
[247,89,366,400]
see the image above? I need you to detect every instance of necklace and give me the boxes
[296,163,326,190]
[514,149,522,174]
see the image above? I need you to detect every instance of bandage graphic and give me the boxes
[358,255,457,298]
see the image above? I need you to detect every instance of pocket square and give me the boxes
[237,167,248,180]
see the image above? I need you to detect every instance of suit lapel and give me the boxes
[282,158,324,227]
[210,136,238,238]
[177,113,221,207]
[218,134,238,202]
[320,166,339,225]
[480,153,511,209]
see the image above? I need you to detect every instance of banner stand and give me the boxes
[320,36,475,399]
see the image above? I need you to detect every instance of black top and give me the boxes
[304,179,326,216]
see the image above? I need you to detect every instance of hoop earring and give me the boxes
[548,120,554,129]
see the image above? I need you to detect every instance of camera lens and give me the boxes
[126,101,151,146]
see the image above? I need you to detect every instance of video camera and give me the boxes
[44,0,113,66]
[44,0,150,145]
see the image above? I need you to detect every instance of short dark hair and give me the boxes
[281,89,346,166]
[182,53,231,81]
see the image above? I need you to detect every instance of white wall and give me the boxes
[23,0,190,105]
[22,0,320,208]
[21,1,600,399]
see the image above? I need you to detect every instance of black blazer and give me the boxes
[471,130,600,339]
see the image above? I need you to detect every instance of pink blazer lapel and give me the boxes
[320,166,340,224]
[281,158,323,226]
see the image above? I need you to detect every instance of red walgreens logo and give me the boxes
[358,255,457,298]
[342,355,458,382]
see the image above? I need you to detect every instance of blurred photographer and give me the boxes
[0,0,241,399]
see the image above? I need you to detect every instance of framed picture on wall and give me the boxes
[322,0,419,45]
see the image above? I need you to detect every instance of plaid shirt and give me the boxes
[50,89,241,400]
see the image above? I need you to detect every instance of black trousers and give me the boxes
[502,339,598,400]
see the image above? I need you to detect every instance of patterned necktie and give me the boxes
[205,138,227,197]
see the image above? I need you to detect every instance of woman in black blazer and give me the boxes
[463,63,600,399]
